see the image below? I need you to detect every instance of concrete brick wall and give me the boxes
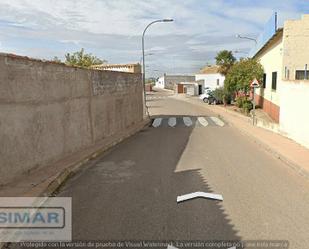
[0,53,143,185]
[164,75,195,90]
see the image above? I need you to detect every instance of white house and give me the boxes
[252,14,309,148]
[156,76,165,88]
[195,65,225,90]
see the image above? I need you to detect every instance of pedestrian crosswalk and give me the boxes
[151,116,225,128]
[146,95,170,100]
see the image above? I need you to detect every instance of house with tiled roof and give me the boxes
[195,65,225,90]
[252,14,309,148]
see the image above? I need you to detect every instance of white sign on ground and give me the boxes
[152,118,163,128]
[168,117,177,127]
[167,244,179,249]
[183,117,193,127]
[177,192,223,203]
[197,117,209,127]
[210,117,225,127]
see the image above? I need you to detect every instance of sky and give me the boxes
[0,0,308,76]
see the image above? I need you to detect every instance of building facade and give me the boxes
[176,81,204,96]
[195,65,225,90]
[155,74,195,90]
[253,14,309,148]
[254,14,309,123]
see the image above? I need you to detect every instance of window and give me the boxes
[217,79,220,86]
[262,73,266,88]
[295,70,309,80]
[272,72,277,91]
[284,66,290,80]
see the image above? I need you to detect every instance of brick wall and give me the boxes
[255,93,280,123]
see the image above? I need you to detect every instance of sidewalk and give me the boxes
[180,95,309,179]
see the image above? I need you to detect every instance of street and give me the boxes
[2,2,309,249]
[54,90,309,248]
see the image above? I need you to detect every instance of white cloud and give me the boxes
[0,0,307,75]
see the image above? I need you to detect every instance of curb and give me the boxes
[0,119,151,249]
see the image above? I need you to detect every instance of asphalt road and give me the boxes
[15,89,309,248]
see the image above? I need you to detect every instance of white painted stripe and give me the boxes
[168,117,177,127]
[197,117,208,127]
[177,192,223,203]
[210,117,225,127]
[152,118,162,128]
[183,117,193,127]
[167,245,178,249]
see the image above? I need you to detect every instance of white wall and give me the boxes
[256,36,283,106]
[185,85,196,96]
[195,73,225,90]
[155,76,165,88]
[280,81,309,149]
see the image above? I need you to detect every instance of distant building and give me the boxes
[195,65,225,90]
[176,80,204,96]
[91,63,141,73]
[155,74,195,90]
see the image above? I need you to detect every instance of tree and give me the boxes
[224,58,264,95]
[65,48,107,68]
[52,56,62,63]
[215,50,236,76]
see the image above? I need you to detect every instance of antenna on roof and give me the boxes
[275,12,278,31]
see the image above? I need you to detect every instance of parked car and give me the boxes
[199,90,222,105]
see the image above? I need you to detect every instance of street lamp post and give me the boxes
[139,53,154,65]
[142,19,173,116]
[236,34,257,45]
[234,50,249,54]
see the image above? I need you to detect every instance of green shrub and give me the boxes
[236,96,246,108]
[223,93,232,104]
[212,87,224,102]
[242,100,253,114]
[213,87,232,104]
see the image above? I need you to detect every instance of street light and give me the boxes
[139,53,154,65]
[236,34,257,45]
[142,19,173,116]
[234,50,249,55]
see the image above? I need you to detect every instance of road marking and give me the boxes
[197,117,208,127]
[152,118,162,128]
[167,245,178,249]
[210,117,225,127]
[177,192,223,203]
[168,117,177,127]
[183,117,193,127]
